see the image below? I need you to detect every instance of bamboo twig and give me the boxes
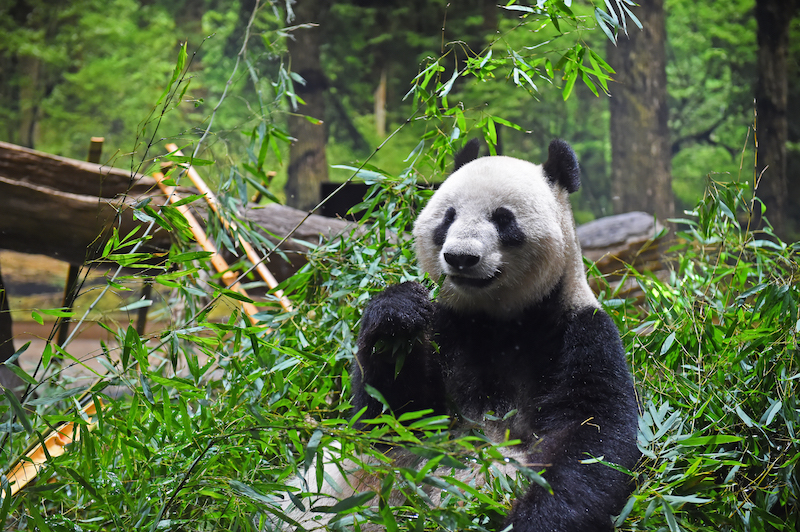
[153,172,259,324]
[165,143,292,314]
[6,401,101,496]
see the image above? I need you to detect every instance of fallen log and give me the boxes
[0,142,356,275]
[243,203,358,281]
[0,140,156,198]
[0,142,171,264]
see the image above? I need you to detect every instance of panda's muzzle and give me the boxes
[444,252,480,270]
[443,252,497,287]
[449,274,496,288]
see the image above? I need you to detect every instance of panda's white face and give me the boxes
[414,155,589,316]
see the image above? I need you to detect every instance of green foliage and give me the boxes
[0,0,178,163]
[665,0,758,211]
[4,2,798,532]
[598,181,799,531]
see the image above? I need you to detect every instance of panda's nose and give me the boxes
[444,252,480,270]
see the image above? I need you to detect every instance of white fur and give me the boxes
[413,156,597,316]
[286,441,531,531]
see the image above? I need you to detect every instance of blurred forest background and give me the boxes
[0,0,798,237]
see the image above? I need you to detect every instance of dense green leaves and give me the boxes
[597,181,800,531]
[2,2,797,531]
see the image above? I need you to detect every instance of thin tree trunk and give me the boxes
[285,0,329,212]
[754,0,795,236]
[607,0,674,222]
[374,68,387,138]
[18,54,40,149]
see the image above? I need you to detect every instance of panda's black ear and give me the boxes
[543,139,581,194]
[454,138,481,171]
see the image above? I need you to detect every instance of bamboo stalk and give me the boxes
[153,172,259,324]
[6,401,100,496]
[165,144,292,314]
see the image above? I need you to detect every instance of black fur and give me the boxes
[454,138,481,171]
[432,206,457,247]
[490,207,526,247]
[352,280,639,532]
[543,139,581,194]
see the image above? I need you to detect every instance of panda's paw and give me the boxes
[360,282,435,342]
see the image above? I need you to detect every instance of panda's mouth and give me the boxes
[448,274,497,288]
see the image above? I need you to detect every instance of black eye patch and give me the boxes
[433,207,456,247]
[491,207,525,247]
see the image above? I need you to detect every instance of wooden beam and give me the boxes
[0,174,172,265]
[0,141,173,264]
[0,140,156,198]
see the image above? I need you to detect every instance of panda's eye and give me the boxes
[433,207,456,247]
[491,207,525,247]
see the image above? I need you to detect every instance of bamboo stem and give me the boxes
[153,172,258,324]
[6,401,101,496]
[165,144,292,314]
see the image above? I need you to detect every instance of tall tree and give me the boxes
[285,0,330,211]
[607,0,674,222]
[754,0,796,236]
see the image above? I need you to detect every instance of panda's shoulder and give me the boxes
[561,305,627,363]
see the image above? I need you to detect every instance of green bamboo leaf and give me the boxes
[562,70,577,100]
[148,374,200,392]
[65,467,99,499]
[220,289,254,303]
[25,499,53,531]
[678,434,743,446]
[760,400,782,426]
[6,363,37,387]
[119,299,153,312]
[229,480,273,506]
[27,386,89,406]
[661,499,679,532]
[364,384,389,413]
[162,154,214,166]
[660,332,676,356]
[316,491,375,513]
[4,389,33,434]
[140,374,154,404]
[304,429,323,473]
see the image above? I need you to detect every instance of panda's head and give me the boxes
[413,139,596,316]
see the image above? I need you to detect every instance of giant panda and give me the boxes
[300,139,640,532]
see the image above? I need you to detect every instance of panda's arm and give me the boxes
[351,282,447,422]
[509,308,640,532]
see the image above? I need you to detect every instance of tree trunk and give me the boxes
[285,0,330,212]
[374,68,387,138]
[607,0,674,222]
[0,262,25,398]
[754,0,795,236]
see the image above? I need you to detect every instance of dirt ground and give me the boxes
[0,250,184,392]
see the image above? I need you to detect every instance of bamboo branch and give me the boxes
[6,401,101,496]
[153,172,259,325]
[165,143,292,314]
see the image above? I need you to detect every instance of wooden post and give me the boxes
[56,137,105,347]
[0,261,24,397]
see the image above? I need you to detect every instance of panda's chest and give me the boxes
[435,310,565,419]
